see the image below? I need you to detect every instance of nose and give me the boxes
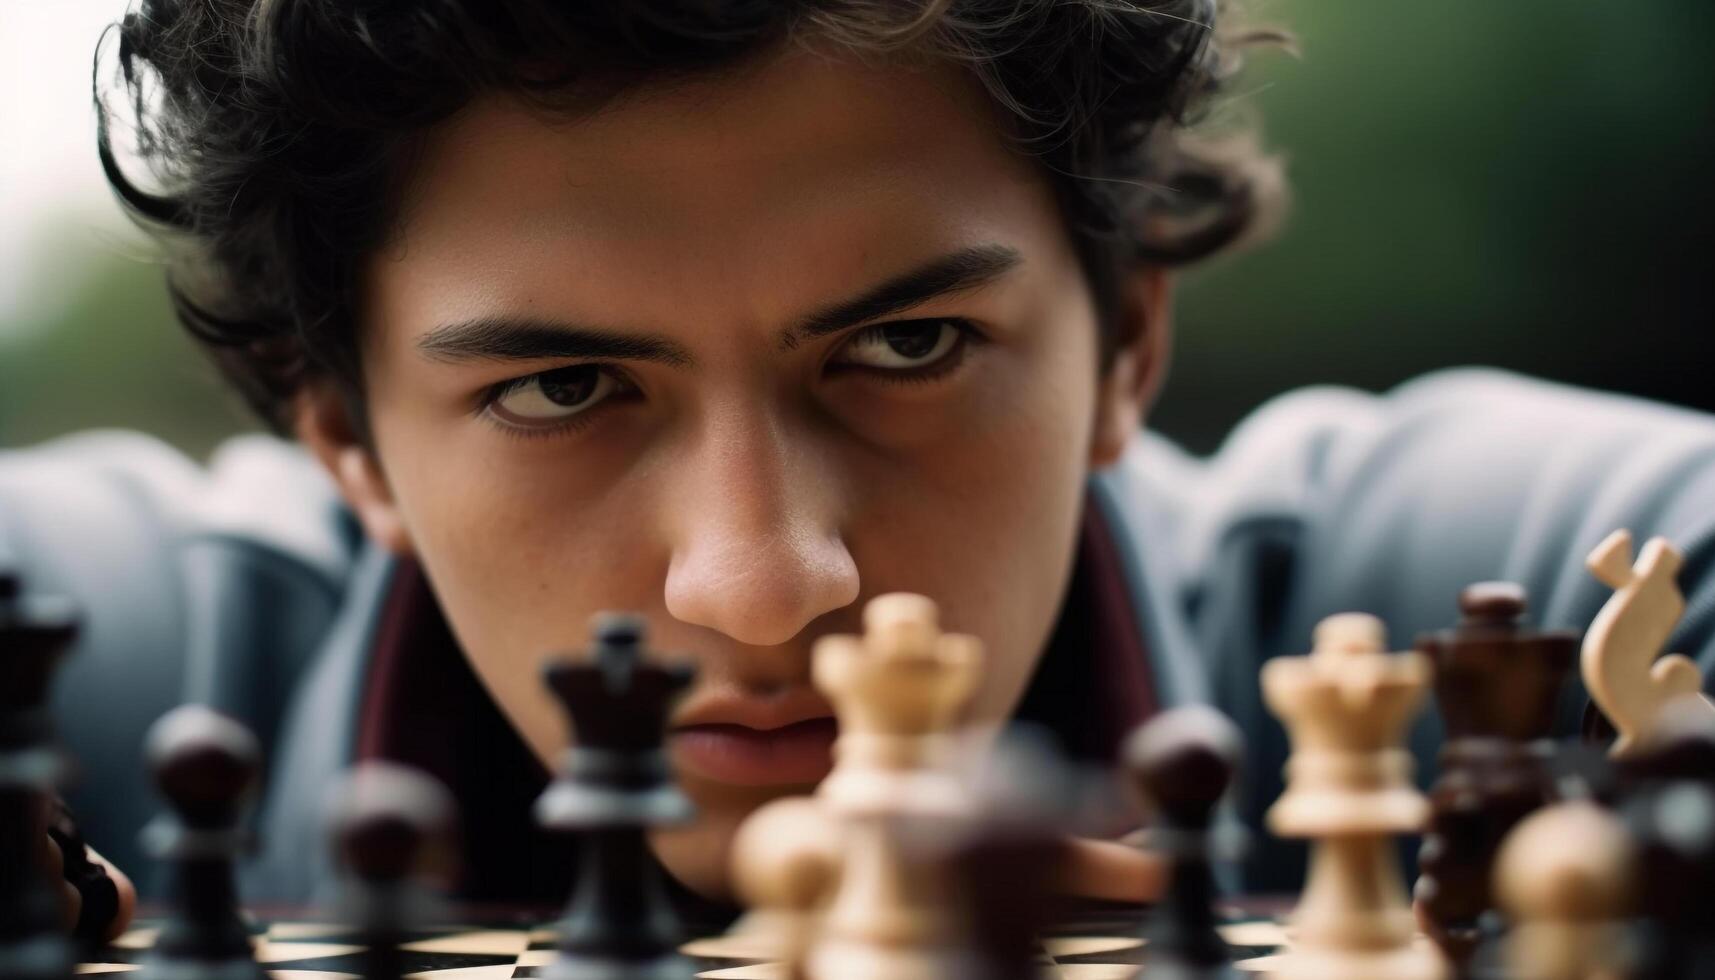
[662,410,859,648]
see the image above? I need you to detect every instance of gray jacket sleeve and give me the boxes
[1113,368,1715,890]
[0,430,360,885]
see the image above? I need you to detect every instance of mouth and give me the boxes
[670,716,838,787]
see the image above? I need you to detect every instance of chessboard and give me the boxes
[78,909,1294,978]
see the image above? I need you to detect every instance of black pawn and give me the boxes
[0,563,80,980]
[328,763,458,980]
[1125,704,1244,980]
[138,705,265,980]
[535,613,696,980]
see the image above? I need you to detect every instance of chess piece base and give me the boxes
[0,935,73,980]
[541,953,694,980]
[807,939,977,980]
[136,954,269,980]
[1267,942,1448,980]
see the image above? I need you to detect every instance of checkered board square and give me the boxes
[78,915,1290,977]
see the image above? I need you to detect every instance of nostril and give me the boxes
[663,534,860,648]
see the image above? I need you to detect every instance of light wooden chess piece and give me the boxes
[813,593,982,811]
[1494,800,1636,980]
[805,593,984,980]
[730,796,845,979]
[1583,530,1715,756]
[1262,613,1449,980]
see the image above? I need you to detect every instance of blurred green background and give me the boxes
[2,1,1711,458]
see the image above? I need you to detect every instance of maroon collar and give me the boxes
[357,494,1155,902]
[1011,499,1158,760]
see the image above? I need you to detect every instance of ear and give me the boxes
[1090,265,1174,469]
[292,382,415,556]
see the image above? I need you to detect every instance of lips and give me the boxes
[671,716,838,786]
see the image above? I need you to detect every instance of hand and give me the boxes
[1056,834,1167,903]
[37,798,138,943]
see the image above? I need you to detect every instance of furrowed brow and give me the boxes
[784,243,1024,348]
[416,316,694,366]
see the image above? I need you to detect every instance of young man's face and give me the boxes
[307,44,1166,896]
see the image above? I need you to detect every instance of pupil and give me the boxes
[539,366,598,406]
[882,322,941,359]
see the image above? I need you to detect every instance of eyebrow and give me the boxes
[417,319,694,366]
[414,242,1023,365]
[784,243,1023,348]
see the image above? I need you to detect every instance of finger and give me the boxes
[1412,895,1434,938]
[1055,836,1167,903]
[31,794,61,878]
[61,879,83,933]
[84,846,138,942]
[41,829,64,878]
[41,834,81,932]
[1117,826,1150,849]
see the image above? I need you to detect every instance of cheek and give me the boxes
[845,329,1099,723]
[379,401,652,605]
[367,408,664,763]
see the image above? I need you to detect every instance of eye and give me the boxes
[485,364,625,427]
[832,319,967,373]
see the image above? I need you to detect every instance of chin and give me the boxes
[651,817,739,901]
[650,780,819,900]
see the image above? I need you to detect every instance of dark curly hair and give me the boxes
[97,0,1288,434]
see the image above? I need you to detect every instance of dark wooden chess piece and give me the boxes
[946,725,1076,980]
[0,563,80,980]
[1616,705,1715,980]
[535,613,696,980]
[328,762,458,980]
[1413,582,1576,974]
[1125,704,1244,980]
[138,705,266,980]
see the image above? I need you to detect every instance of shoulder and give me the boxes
[0,429,358,586]
[1098,366,1715,720]
[0,429,364,720]
[0,430,365,885]
[1107,368,1715,597]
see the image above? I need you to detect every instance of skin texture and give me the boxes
[297,43,1171,899]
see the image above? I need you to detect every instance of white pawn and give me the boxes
[1262,613,1448,980]
[729,796,845,979]
[1494,800,1636,980]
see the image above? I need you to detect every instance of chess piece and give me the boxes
[805,593,984,980]
[535,613,696,980]
[1612,706,1715,980]
[1625,783,1715,980]
[1583,530,1715,756]
[1125,704,1244,980]
[1612,696,1715,794]
[1262,613,1448,980]
[137,705,267,980]
[1493,800,1636,980]
[327,762,458,980]
[730,795,845,979]
[1414,582,1576,971]
[0,563,80,980]
[943,724,1076,980]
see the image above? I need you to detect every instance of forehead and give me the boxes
[368,45,1067,344]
